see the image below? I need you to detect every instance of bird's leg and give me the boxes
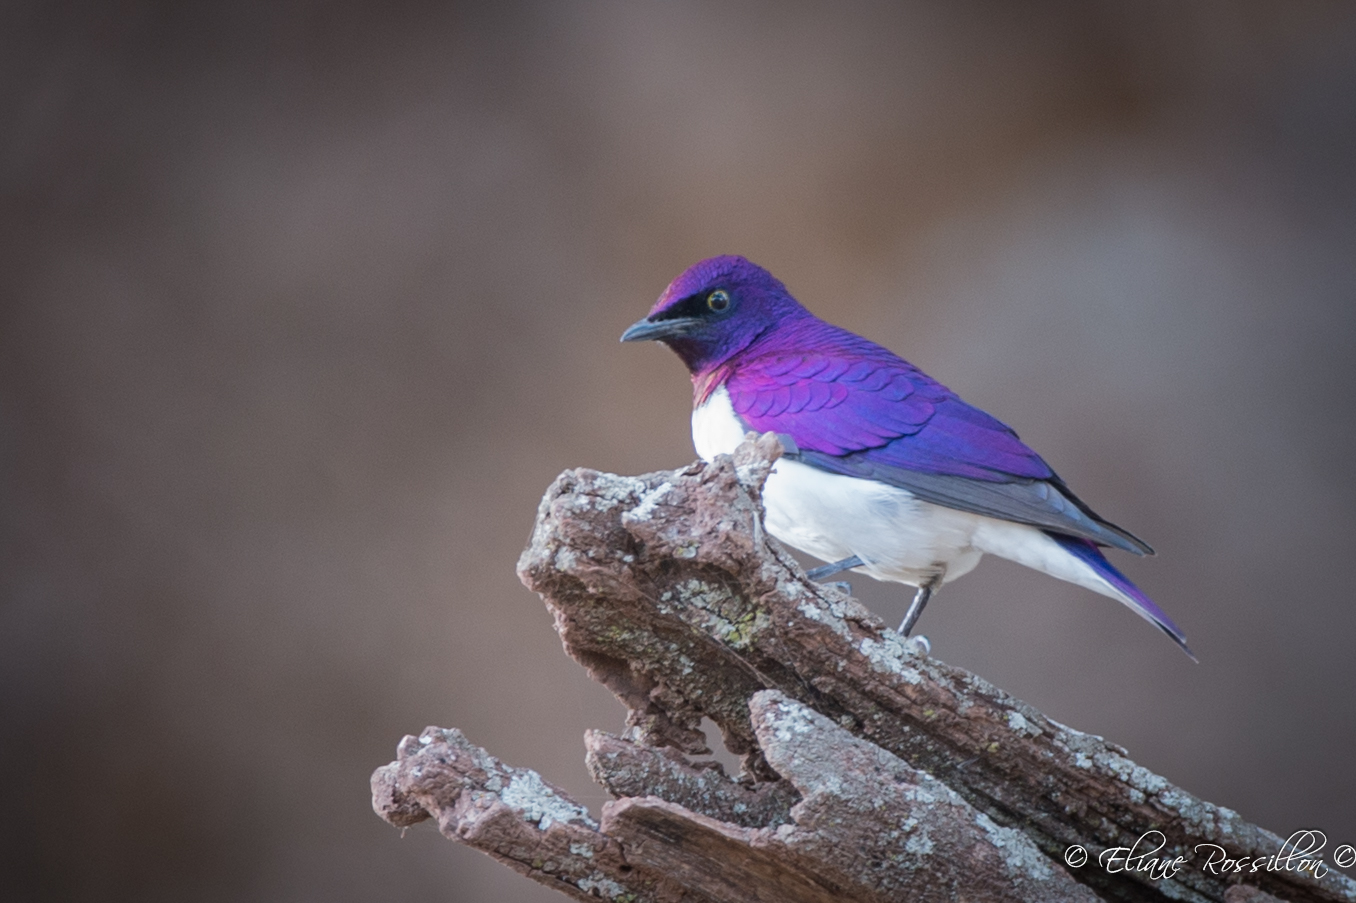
[899,574,943,637]
[805,554,864,581]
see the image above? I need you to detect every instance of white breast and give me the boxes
[692,384,752,461]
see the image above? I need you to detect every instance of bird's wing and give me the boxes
[724,349,1151,555]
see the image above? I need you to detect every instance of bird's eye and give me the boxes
[707,290,730,312]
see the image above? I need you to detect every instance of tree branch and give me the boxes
[372,434,1354,903]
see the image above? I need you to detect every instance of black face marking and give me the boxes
[653,288,733,322]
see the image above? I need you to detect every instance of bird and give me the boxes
[621,255,1194,660]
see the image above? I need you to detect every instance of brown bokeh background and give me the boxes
[4,2,1356,901]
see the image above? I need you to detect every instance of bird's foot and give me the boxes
[824,581,852,595]
[805,555,863,581]
[903,634,931,656]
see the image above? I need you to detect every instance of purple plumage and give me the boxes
[723,338,1052,481]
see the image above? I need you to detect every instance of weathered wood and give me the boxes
[584,730,798,830]
[372,690,1098,902]
[371,725,672,902]
[372,434,1354,903]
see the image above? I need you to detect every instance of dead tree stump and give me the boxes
[371,434,1354,903]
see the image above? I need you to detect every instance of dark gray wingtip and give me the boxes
[1104,524,1155,557]
[1047,475,1154,556]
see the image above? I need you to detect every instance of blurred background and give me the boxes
[4,1,1355,900]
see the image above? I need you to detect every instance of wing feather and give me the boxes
[724,346,1151,554]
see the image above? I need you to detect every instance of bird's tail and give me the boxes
[1044,531,1196,662]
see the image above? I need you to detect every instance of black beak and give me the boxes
[619,315,702,343]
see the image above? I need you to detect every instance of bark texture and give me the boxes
[372,434,1354,903]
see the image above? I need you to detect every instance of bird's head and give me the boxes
[620,255,807,373]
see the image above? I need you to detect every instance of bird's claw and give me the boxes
[805,554,864,581]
